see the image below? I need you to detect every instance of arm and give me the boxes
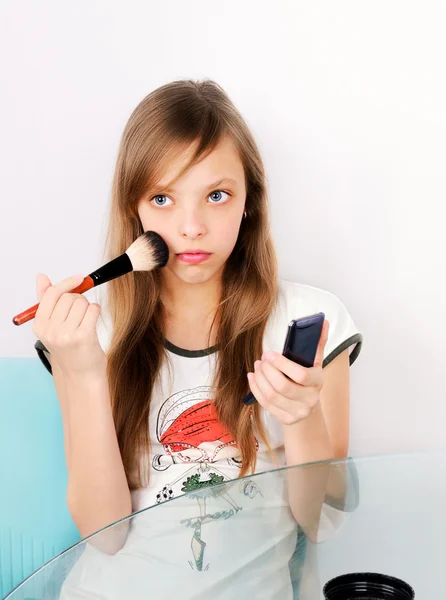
[62,367,132,553]
[283,348,350,465]
[43,354,132,554]
[282,350,349,541]
[34,274,132,554]
[247,329,354,542]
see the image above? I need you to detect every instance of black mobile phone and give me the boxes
[242,312,325,406]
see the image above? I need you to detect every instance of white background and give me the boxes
[1,0,445,456]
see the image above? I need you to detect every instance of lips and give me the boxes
[176,251,212,265]
[176,250,210,255]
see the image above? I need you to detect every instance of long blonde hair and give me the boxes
[104,79,279,489]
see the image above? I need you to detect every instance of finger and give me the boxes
[62,296,92,330]
[49,293,84,326]
[260,360,320,415]
[247,371,291,423]
[314,319,330,368]
[253,361,296,413]
[52,273,85,295]
[79,303,102,332]
[260,359,300,401]
[36,273,52,302]
[262,353,321,387]
[36,274,84,322]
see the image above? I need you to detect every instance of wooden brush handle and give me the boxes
[12,276,95,326]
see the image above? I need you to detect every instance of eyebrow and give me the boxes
[150,178,239,195]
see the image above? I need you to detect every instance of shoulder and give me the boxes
[265,279,363,367]
[277,279,349,318]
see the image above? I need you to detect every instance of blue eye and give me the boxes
[208,190,229,204]
[150,190,229,207]
[151,195,173,207]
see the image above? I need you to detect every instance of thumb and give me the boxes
[36,273,52,302]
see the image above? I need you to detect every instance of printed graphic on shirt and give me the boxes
[152,385,263,570]
[152,386,240,470]
[179,475,263,571]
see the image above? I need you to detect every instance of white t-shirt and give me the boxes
[37,279,362,599]
[95,279,362,512]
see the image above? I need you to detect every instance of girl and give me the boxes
[34,79,362,598]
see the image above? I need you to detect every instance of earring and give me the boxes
[243,211,247,219]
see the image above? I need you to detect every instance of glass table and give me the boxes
[5,452,444,599]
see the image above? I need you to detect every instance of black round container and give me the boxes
[323,572,415,599]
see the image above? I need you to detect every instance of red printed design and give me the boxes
[160,399,234,451]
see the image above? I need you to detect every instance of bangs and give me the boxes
[143,106,229,198]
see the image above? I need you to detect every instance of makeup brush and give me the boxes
[13,231,169,326]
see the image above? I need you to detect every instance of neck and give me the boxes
[161,273,221,322]
[160,270,222,348]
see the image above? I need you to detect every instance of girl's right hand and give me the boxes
[33,273,107,378]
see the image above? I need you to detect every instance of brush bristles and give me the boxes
[126,231,169,272]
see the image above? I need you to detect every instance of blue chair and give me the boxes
[0,358,80,598]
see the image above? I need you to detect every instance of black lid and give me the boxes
[323,572,414,599]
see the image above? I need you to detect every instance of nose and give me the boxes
[180,207,207,239]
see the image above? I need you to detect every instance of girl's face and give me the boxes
[137,136,247,286]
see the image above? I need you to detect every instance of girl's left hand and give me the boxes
[247,320,330,426]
